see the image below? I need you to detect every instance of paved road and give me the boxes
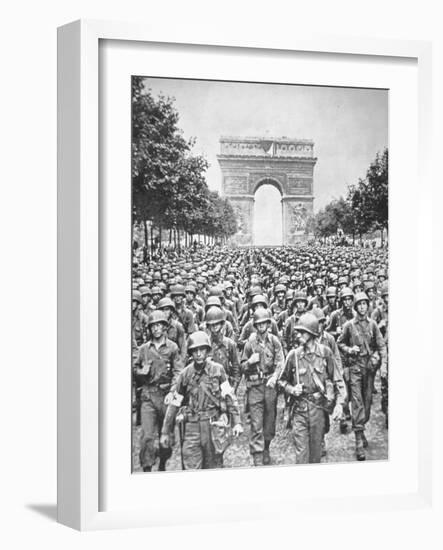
[132,375,388,472]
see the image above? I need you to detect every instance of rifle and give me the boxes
[176,411,185,470]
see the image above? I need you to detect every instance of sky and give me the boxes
[140,77,388,243]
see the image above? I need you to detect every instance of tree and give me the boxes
[131,77,239,249]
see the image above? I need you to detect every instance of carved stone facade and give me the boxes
[217,136,317,245]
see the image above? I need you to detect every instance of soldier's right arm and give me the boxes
[240,340,253,374]
[326,311,338,338]
[170,343,184,391]
[337,321,353,355]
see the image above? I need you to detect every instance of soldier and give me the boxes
[170,284,196,336]
[139,286,154,315]
[156,297,187,361]
[184,284,205,326]
[239,294,280,349]
[134,311,183,472]
[278,313,346,464]
[308,278,326,310]
[337,292,387,460]
[132,290,149,347]
[269,283,287,321]
[322,286,338,324]
[282,290,308,355]
[372,281,389,427]
[201,297,235,340]
[205,306,241,390]
[241,309,284,466]
[160,331,243,470]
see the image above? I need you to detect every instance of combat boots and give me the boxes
[361,431,368,448]
[253,452,263,466]
[355,432,366,461]
[263,449,271,465]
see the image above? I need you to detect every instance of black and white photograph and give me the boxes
[131,76,389,473]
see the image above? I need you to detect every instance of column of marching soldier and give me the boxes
[132,245,389,471]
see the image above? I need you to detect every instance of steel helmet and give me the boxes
[311,307,326,322]
[353,292,370,308]
[209,286,223,297]
[147,310,168,327]
[380,281,389,296]
[364,280,375,291]
[187,331,211,352]
[185,284,197,294]
[274,283,286,294]
[293,290,308,304]
[157,297,175,311]
[326,286,337,298]
[352,279,363,290]
[251,294,268,307]
[285,289,295,301]
[151,285,163,296]
[314,278,325,288]
[169,284,186,297]
[294,313,319,337]
[132,290,142,304]
[338,276,348,286]
[247,286,263,299]
[139,286,151,296]
[253,308,272,325]
[205,306,226,325]
[205,296,222,310]
[223,281,233,291]
[340,287,354,301]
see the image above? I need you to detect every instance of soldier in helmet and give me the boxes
[239,294,280,350]
[278,313,346,464]
[241,308,284,466]
[205,306,240,390]
[372,281,389,427]
[132,290,149,347]
[134,311,183,472]
[282,290,308,355]
[201,297,235,340]
[157,297,187,361]
[184,284,205,326]
[160,331,243,470]
[338,292,387,460]
[308,278,326,310]
[322,286,338,325]
[269,283,287,321]
[169,284,196,336]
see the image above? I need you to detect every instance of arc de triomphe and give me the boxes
[217,136,317,246]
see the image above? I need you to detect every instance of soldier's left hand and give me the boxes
[266,375,277,388]
[164,392,174,405]
[232,424,244,437]
[332,403,343,421]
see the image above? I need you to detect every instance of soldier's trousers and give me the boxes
[139,388,172,469]
[246,383,278,455]
[292,401,326,464]
[381,375,388,416]
[182,419,218,469]
[349,360,374,432]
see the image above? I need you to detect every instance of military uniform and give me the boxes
[279,342,346,463]
[337,316,387,432]
[208,334,241,390]
[241,331,284,464]
[166,319,186,360]
[175,305,196,336]
[162,359,241,469]
[239,317,280,350]
[134,337,183,470]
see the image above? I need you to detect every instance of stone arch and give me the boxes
[217,136,317,246]
[252,177,284,197]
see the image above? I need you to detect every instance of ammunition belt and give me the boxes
[185,409,218,422]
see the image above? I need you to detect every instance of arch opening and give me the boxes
[253,184,283,246]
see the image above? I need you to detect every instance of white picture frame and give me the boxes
[57,19,433,531]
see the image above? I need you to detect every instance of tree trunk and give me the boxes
[173,229,177,249]
[143,220,148,248]
[177,228,181,251]
[150,223,154,253]
[169,229,172,246]
[159,225,162,251]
